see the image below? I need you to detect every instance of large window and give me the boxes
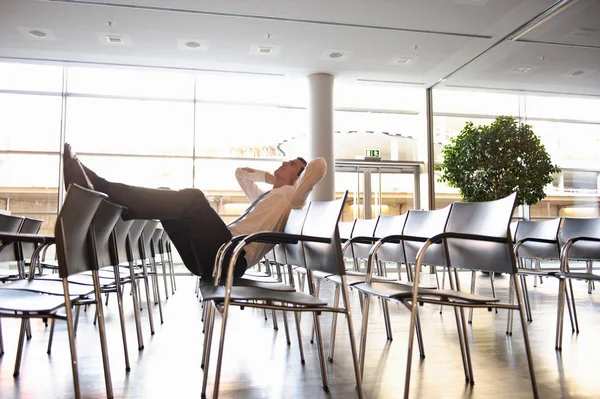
[432,88,600,217]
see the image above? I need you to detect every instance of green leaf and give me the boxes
[438,116,561,206]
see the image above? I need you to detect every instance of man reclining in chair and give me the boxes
[62,144,326,279]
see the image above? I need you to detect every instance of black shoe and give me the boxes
[63,143,94,190]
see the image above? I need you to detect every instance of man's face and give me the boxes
[274,158,305,182]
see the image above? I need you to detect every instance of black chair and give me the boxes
[326,214,409,361]
[140,220,163,324]
[127,219,157,334]
[513,218,564,323]
[160,231,176,293]
[0,184,115,398]
[0,214,24,281]
[554,217,600,350]
[200,193,364,398]
[355,193,538,398]
[151,227,170,299]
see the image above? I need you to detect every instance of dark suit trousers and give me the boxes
[98,182,247,277]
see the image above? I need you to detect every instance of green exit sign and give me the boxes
[365,149,380,158]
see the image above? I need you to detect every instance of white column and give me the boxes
[308,73,335,201]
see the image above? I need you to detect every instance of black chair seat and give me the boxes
[325,273,397,286]
[293,266,332,279]
[0,290,66,313]
[41,260,59,269]
[516,268,558,276]
[355,281,500,304]
[200,285,328,307]
[39,273,117,287]
[556,271,600,282]
[1,279,94,296]
[199,277,296,292]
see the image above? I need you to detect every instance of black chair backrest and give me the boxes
[558,217,600,261]
[151,227,164,258]
[161,231,172,254]
[127,219,148,262]
[373,213,408,263]
[140,220,159,259]
[351,217,379,260]
[91,200,126,269]
[55,184,107,278]
[443,193,517,274]
[301,192,347,275]
[282,204,310,268]
[338,219,355,258]
[338,220,355,241]
[515,218,561,260]
[0,214,24,263]
[18,217,44,260]
[113,216,135,266]
[403,205,451,266]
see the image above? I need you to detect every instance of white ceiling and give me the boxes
[0,0,599,96]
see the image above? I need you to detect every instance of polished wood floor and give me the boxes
[1,271,599,398]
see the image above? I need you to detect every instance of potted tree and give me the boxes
[437,115,560,207]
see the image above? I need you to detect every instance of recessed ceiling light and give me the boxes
[96,32,132,46]
[321,49,351,61]
[29,30,47,38]
[177,38,208,52]
[106,35,123,44]
[249,44,281,56]
[258,46,275,55]
[185,41,202,49]
[512,66,532,74]
[18,27,56,41]
[394,57,413,65]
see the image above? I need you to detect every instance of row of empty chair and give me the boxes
[0,185,178,398]
[197,192,545,398]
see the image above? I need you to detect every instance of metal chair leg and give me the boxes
[310,278,322,344]
[506,276,515,336]
[381,298,393,340]
[212,299,234,399]
[568,280,579,333]
[521,275,532,322]
[358,293,371,378]
[113,267,131,371]
[513,274,539,398]
[490,272,498,314]
[141,260,156,334]
[458,307,474,384]
[468,270,476,323]
[47,318,55,354]
[92,271,114,399]
[151,258,164,324]
[282,310,291,345]
[340,277,364,398]
[312,311,329,391]
[555,277,566,350]
[328,285,341,362]
[565,284,575,332]
[129,262,145,350]
[160,252,169,299]
[63,294,82,399]
[293,311,305,364]
[13,319,28,377]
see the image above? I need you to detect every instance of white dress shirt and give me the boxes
[229,158,327,267]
